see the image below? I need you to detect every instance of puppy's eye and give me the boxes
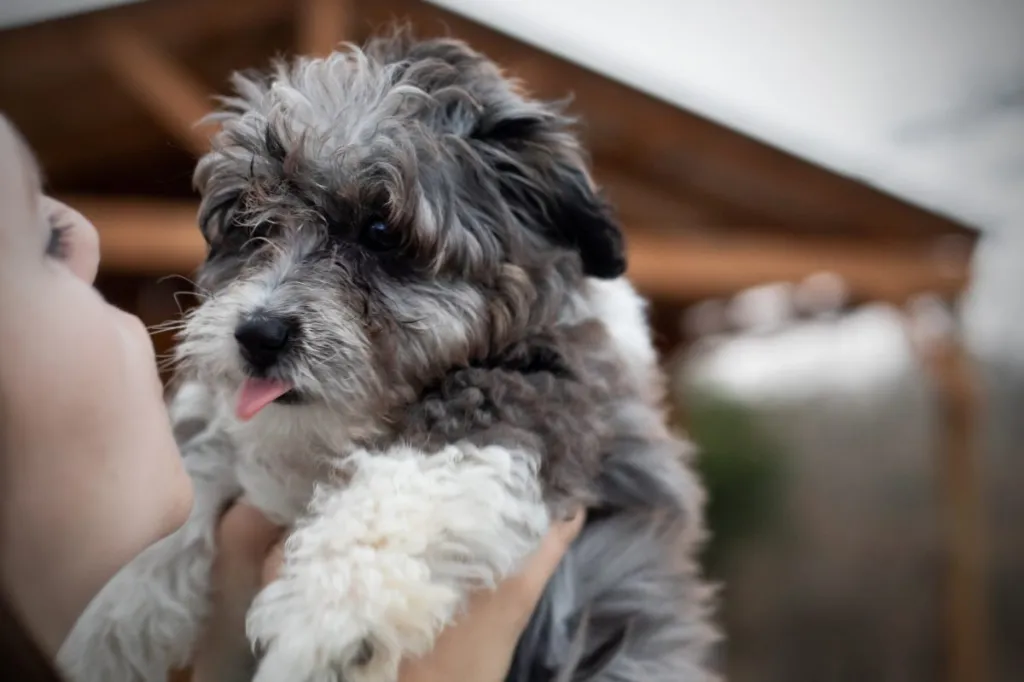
[360,219,403,253]
[202,194,242,247]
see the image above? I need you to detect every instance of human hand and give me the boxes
[189,502,585,682]
[396,506,585,682]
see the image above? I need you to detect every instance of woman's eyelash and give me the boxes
[46,219,72,259]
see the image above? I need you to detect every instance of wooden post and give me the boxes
[908,298,988,682]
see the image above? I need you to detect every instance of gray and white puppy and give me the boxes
[58,33,717,682]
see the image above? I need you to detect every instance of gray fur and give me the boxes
[510,424,718,682]
[176,29,717,681]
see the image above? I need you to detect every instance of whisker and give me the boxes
[172,289,208,302]
[156,352,182,373]
[172,290,206,315]
[157,273,210,296]
[148,321,188,337]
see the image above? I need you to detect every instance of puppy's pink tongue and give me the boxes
[236,378,292,421]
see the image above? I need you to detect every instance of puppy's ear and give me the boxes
[377,33,627,278]
[477,109,627,280]
[537,158,627,280]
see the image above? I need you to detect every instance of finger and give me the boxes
[551,508,587,544]
[190,505,282,681]
[261,539,286,587]
[407,509,587,680]
[216,502,284,566]
[490,508,586,634]
[520,508,586,590]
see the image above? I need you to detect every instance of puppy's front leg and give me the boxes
[247,442,550,682]
[57,383,241,682]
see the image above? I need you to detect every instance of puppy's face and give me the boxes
[177,35,625,424]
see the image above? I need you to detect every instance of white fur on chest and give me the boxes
[233,436,321,524]
[224,398,362,524]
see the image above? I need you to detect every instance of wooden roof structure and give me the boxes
[0,0,978,307]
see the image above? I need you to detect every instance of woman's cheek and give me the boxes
[111,308,194,536]
[2,270,192,560]
[0,293,121,446]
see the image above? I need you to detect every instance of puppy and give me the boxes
[58,33,717,682]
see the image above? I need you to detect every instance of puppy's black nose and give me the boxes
[235,316,294,370]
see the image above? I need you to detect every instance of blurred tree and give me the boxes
[681,390,787,575]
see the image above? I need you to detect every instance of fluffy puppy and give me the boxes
[58,33,717,682]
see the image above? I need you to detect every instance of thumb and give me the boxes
[504,508,587,623]
[189,504,284,682]
[216,502,284,566]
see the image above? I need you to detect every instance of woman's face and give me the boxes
[0,116,192,652]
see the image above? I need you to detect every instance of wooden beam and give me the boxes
[88,17,216,157]
[68,196,206,272]
[298,0,353,58]
[594,163,731,226]
[627,229,970,304]
[64,196,971,304]
[0,0,294,181]
[0,0,288,94]
[905,305,988,682]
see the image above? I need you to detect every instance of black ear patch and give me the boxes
[543,164,627,279]
[475,112,628,280]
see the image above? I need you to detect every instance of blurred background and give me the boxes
[1,1,1021,681]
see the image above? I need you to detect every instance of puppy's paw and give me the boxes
[246,468,461,682]
[58,553,205,682]
[249,627,385,682]
[246,531,459,682]
[247,443,548,682]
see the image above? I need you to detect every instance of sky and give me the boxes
[428,0,1024,231]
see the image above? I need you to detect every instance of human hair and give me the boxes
[0,591,65,681]
[0,401,64,679]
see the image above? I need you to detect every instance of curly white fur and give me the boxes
[248,444,548,682]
